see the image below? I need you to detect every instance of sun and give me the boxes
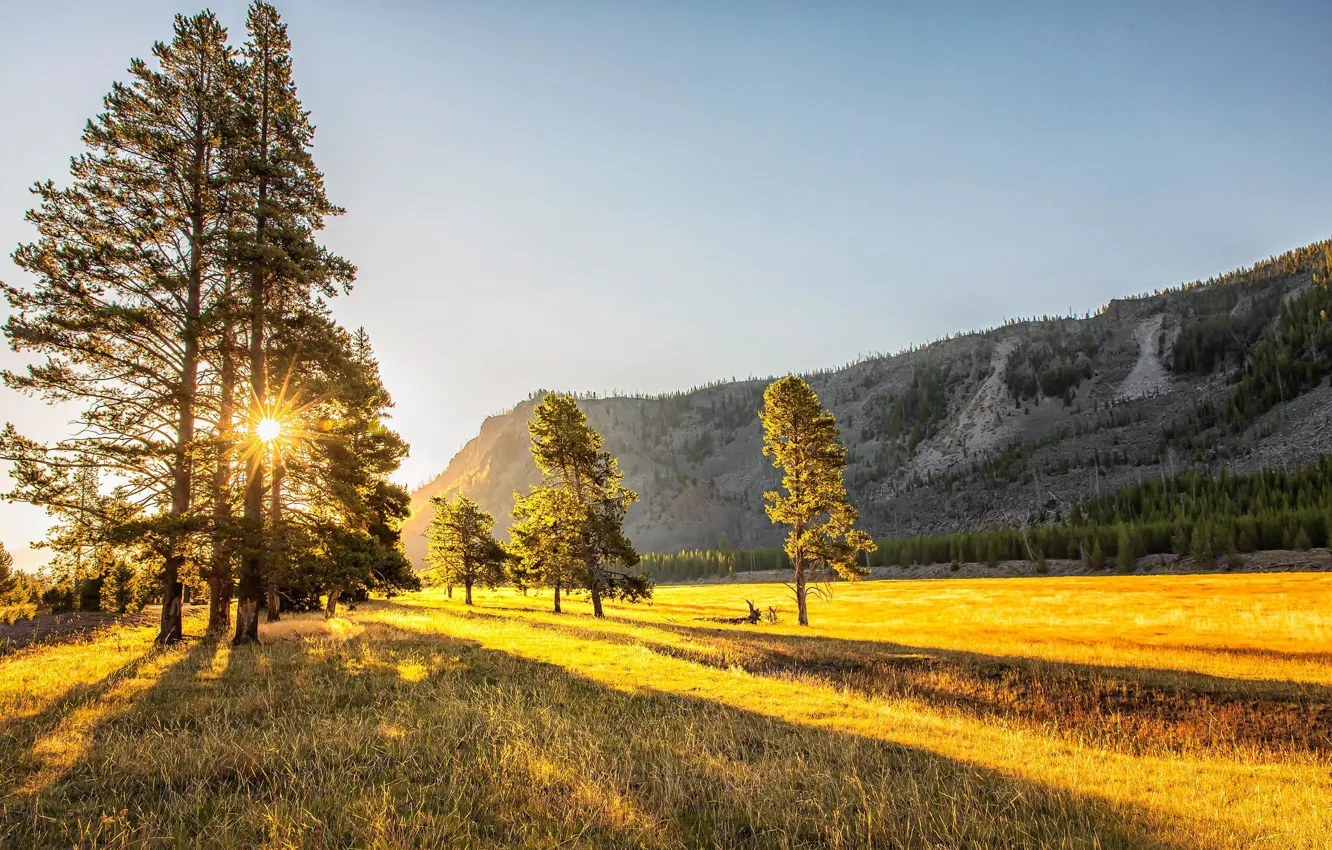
[255,417,283,443]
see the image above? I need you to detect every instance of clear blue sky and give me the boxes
[3,0,1332,570]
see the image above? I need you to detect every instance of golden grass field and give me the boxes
[2,573,1330,849]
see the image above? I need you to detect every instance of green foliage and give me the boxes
[1189,526,1213,565]
[640,548,789,583]
[1294,527,1312,551]
[425,495,506,605]
[1116,526,1135,574]
[0,543,13,602]
[761,376,875,625]
[1003,323,1098,403]
[515,393,650,616]
[1171,317,1240,376]
[862,359,952,452]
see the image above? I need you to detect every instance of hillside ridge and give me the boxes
[404,240,1332,566]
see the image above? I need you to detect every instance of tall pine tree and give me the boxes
[2,12,235,643]
[229,1,353,644]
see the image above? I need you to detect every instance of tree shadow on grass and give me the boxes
[0,644,167,796]
[397,600,1332,758]
[0,636,220,843]
[16,615,1216,849]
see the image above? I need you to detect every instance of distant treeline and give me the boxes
[645,457,1332,582]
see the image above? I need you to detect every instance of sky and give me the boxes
[3,0,1332,571]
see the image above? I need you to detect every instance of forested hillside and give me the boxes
[406,240,1332,566]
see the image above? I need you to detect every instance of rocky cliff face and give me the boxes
[404,246,1332,567]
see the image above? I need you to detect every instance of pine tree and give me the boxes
[2,12,235,644]
[0,542,14,601]
[259,318,409,617]
[1116,526,1135,573]
[206,270,242,638]
[1090,539,1105,570]
[425,496,506,605]
[522,393,649,618]
[229,2,354,644]
[1190,525,1214,565]
[759,376,874,626]
[509,484,583,612]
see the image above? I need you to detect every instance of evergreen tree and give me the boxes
[1117,526,1135,573]
[509,484,582,612]
[0,542,13,601]
[1189,525,1213,565]
[261,318,409,617]
[229,1,354,644]
[2,12,235,644]
[425,495,505,605]
[759,376,874,626]
[522,393,650,618]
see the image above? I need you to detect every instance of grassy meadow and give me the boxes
[2,573,1330,849]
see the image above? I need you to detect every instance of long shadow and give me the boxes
[0,635,218,839]
[0,648,161,795]
[15,612,1213,849]
[391,599,1332,757]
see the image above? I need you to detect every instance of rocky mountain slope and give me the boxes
[404,241,1332,567]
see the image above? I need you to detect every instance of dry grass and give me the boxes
[1,573,1329,848]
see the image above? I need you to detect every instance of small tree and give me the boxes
[759,376,874,626]
[425,495,505,605]
[1189,525,1214,565]
[1116,526,1135,573]
[1294,526,1313,551]
[509,484,582,613]
[0,542,14,601]
[1090,538,1106,570]
[523,393,650,617]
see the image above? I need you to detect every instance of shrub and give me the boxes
[0,603,37,626]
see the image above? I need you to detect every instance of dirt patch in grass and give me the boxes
[0,610,159,654]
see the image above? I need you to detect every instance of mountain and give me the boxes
[403,240,1332,568]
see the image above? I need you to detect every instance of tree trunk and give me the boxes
[552,581,561,613]
[795,551,809,626]
[464,578,473,606]
[206,574,232,639]
[265,460,284,623]
[207,289,236,640]
[266,583,281,622]
[590,582,604,618]
[159,47,218,645]
[159,569,184,643]
[233,38,271,648]
[446,583,453,599]
[324,587,341,619]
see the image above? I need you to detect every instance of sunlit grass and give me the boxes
[1,574,1329,848]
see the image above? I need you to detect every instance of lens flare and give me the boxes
[256,417,283,443]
